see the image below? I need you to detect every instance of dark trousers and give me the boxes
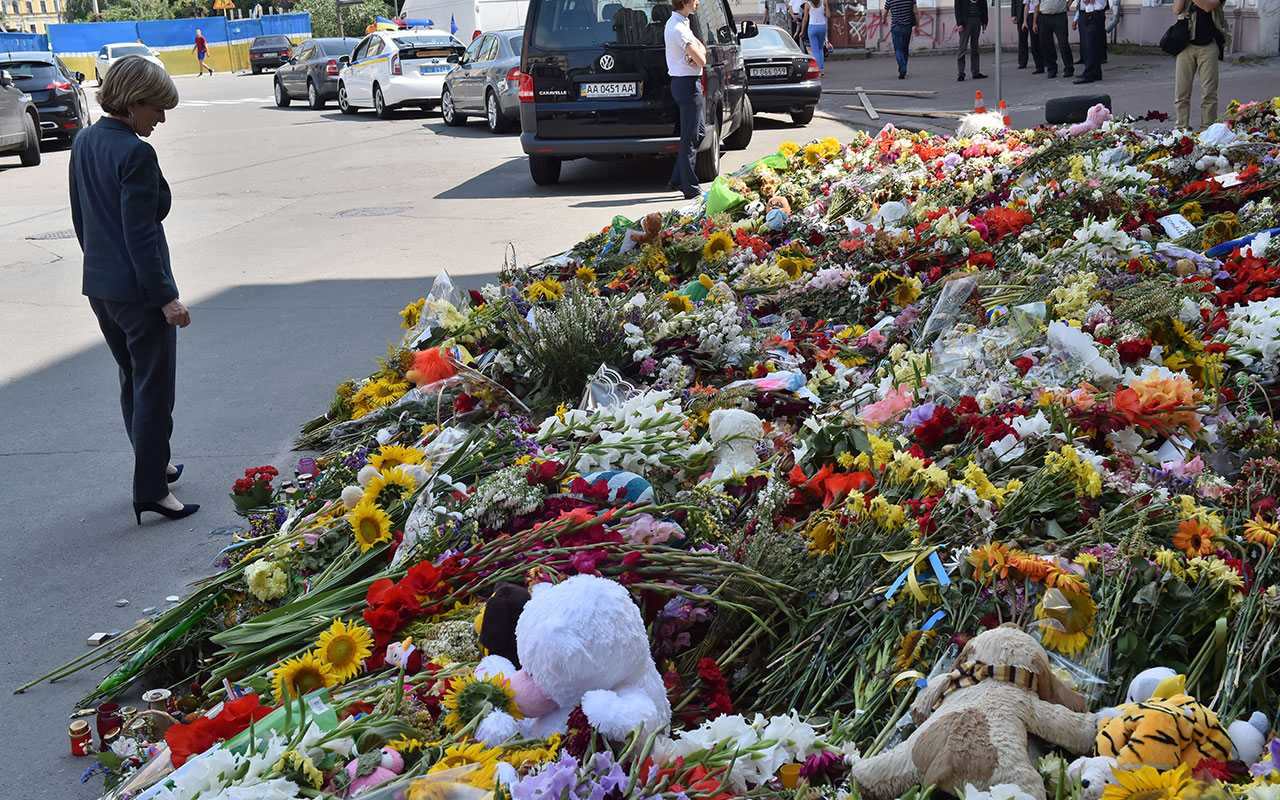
[1016,11,1042,68]
[1038,12,1073,76]
[1078,10,1105,80]
[669,75,705,195]
[890,23,912,73]
[89,297,176,504]
[956,18,981,76]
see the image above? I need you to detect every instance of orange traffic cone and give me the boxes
[999,100,1011,127]
[973,90,986,114]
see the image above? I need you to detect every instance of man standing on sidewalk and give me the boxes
[1072,0,1106,83]
[955,0,988,81]
[1034,0,1073,78]
[882,0,917,79]
[1013,0,1043,72]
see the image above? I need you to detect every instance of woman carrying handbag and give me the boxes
[800,0,829,75]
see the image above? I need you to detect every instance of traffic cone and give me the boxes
[999,100,1011,127]
[973,90,986,114]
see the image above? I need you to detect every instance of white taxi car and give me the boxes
[337,29,466,118]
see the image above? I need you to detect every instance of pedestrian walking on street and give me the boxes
[1034,0,1073,78]
[69,56,199,525]
[1072,0,1106,83]
[954,0,988,81]
[1012,0,1043,71]
[665,0,707,200]
[882,0,917,79]
[800,0,828,75]
[1173,0,1230,129]
[789,0,809,52]
[193,28,215,75]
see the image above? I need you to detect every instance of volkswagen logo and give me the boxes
[599,54,615,70]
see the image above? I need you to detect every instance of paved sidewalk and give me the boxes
[801,49,1280,135]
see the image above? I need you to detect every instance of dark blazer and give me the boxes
[955,0,989,26]
[1010,0,1030,18]
[69,117,178,307]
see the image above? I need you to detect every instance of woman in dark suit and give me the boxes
[69,55,199,524]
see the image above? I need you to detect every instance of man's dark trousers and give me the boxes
[1078,10,1104,80]
[669,75,705,196]
[1015,2,1042,68]
[957,18,982,76]
[88,297,176,504]
[1038,12,1072,76]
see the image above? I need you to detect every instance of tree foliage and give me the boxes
[293,0,394,37]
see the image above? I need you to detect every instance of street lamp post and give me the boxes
[994,0,1002,109]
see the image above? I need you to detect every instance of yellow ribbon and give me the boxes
[878,546,942,603]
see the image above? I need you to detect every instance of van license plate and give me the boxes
[580,81,636,98]
[750,66,788,77]
[420,64,450,74]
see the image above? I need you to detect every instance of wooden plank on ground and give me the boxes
[845,105,968,119]
[854,86,879,120]
[826,88,937,97]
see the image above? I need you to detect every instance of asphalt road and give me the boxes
[0,70,862,798]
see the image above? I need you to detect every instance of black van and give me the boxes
[518,0,757,185]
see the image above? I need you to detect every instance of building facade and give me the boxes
[1,0,63,33]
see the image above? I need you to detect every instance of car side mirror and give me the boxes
[447,53,460,63]
[338,55,351,65]
[0,70,12,87]
[740,20,759,38]
[75,71,86,81]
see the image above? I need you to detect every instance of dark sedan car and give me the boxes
[0,52,92,143]
[740,24,820,125]
[250,34,296,74]
[440,28,522,134]
[274,37,360,109]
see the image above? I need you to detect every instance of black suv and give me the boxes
[518,0,757,186]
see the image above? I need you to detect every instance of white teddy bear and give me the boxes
[1066,756,1123,800]
[472,574,671,745]
[707,408,764,483]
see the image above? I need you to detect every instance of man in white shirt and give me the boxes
[665,0,707,199]
[789,0,809,50]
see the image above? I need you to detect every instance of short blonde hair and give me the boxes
[97,55,179,116]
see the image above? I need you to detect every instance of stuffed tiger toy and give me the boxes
[1096,674,1233,770]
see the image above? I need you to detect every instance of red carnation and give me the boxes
[1117,339,1153,364]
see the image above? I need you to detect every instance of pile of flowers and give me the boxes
[40,99,1280,800]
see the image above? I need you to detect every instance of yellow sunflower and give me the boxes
[441,674,522,732]
[1101,763,1191,800]
[400,298,426,330]
[428,742,501,789]
[524,278,564,302]
[501,733,563,767]
[272,650,337,702]
[369,444,425,472]
[347,499,393,552]
[778,141,800,157]
[575,265,597,283]
[1035,585,1097,657]
[273,749,324,789]
[363,466,418,508]
[367,378,409,404]
[662,291,694,313]
[1244,516,1278,549]
[893,629,937,671]
[315,618,374,682]
[702,231,734,261]
[805,514,839,556]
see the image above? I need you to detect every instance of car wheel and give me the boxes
[308,80,325,110]
[791,106,815,125]
[95,68,102,83]
[693,118,720,184]
[19,113,41,167]
[723,95,753,150]
[374,85,395,119]
[441,87,466,126]
[338,83,358,114]
[485,89,512,134]
[274,78,291,107]
[528,155,561,186]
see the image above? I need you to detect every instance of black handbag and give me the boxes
[1160,16,1190,56]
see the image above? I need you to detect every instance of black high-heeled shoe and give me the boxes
[134,501,200,525]
[167,464,183,484]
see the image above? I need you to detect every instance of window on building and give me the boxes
[40,0,47,11]
[26,0,33,13]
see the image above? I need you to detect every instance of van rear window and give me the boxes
[529,0,680,48]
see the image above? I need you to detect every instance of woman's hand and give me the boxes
[162,299,191,328]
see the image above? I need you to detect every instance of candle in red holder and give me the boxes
[69,721,93,756]
[95,702,121,741]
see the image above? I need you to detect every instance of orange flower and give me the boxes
[1244,516,1278,549]
[1172,519,1216,557]
[968,542,1011,583]
[1128,373,1203,433]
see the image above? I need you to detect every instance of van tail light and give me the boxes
[390,52,402,75]
[46,80,72,91]
[326,59,340,76]
[804,57,820,80]
[506,66,520,83]
[518,71,534,102]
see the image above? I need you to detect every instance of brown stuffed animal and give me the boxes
[767,195,791,215]
[629,212,663,246]
[848,625,1099,800]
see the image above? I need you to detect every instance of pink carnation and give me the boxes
[859,383,914,425]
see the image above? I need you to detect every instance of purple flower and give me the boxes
[1251,737,1280,777]
[902,403,938,428]
[512,755,580,800]
[799,749,845,784]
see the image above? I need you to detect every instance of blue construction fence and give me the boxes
[46,13,311,77]
[0,31,51,52]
